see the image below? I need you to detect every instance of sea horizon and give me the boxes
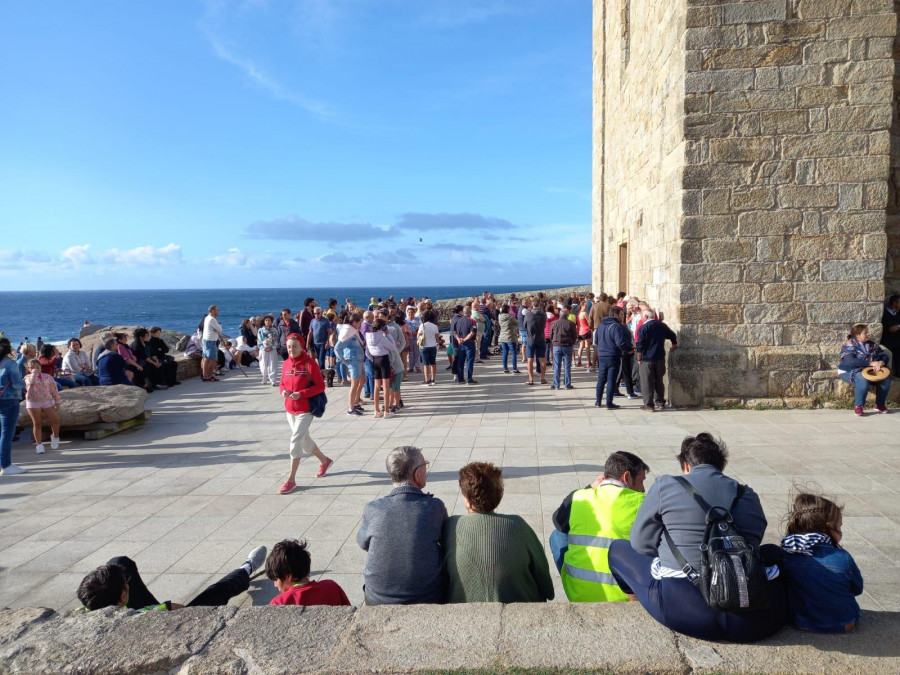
[0,283,588,345]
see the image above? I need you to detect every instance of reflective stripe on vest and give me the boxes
[560,484,644,603]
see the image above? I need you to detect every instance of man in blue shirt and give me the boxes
[308,308,334,371]
[451,305,478,385]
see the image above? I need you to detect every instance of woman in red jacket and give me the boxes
[279,334,333,494]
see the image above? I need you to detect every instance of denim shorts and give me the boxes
[202,339,218,360]
[390,371,403,392]
[525,343,546,359]
[346,360,363,380]
[420,346,437,366]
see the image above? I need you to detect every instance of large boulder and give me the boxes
[19,385,148,427]
[76,325,184,358]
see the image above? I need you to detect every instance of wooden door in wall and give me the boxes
[618,242,628,294]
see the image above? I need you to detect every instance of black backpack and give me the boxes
[662,476,769,612]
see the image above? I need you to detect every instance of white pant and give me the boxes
[259,349,279,384]
[286,412,317,459]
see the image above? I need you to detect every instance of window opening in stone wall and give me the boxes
[618,242,628,294]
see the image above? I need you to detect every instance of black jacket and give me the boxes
[635,320,677,362]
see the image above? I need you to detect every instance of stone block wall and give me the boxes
[591,0,685,319]
[593,0,898,405]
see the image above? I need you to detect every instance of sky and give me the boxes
[0,0,592,291]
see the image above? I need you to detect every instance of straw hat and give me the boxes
[860,366,890,383]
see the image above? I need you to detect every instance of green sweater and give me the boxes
[444,512,555,603]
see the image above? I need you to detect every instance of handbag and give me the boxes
[306,370,327,418]
[417,329,426,348]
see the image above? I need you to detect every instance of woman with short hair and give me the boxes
[278,334,332,494]
[62,338,99,386]
[443,462,554,603]
[417,310,441,386]
[838,323,891,417]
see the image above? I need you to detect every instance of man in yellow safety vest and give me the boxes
[550,451,648,602]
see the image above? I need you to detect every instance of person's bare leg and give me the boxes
[374,380,382,414]
[526,357,534,383]
[309,445,328,464]
[28,408,43,446]
[287,457,300,482]
[45,408,60,439]
[539,357,548,384]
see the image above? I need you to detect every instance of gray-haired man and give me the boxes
[357,446,447,605]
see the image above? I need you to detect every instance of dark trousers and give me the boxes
[313,343,327,371]
[160,355,178,385]
[596,356,620,406]
[618,353,636,396]
[606,540,787,643]
[479,329,492,359]
[457,342,475,382]
[639,359,667,407]
[109,556,249,609]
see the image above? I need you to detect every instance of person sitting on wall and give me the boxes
[444,462,554,603]
[76,545,267,612]
[838,323,891,417]
[148,327,180,386]
[550,451,648,602]
[96,337,134,386]
[881,295,900,378]
[62,338,99,386]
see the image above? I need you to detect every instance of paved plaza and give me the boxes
[1,359,899,613]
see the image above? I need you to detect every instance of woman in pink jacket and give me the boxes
[24,358,61,455]
[278,334,333,495]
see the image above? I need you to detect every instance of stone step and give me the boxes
[2,603,897,674]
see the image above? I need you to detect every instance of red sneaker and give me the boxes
[875,405,889,414]
[316,458,333,477]
[854,406,864,417]
[279,480,296,494]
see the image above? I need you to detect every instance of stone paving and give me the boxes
[1,357,898,613]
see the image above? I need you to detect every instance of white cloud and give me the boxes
[60,244,94,265]
[101,244,183,266]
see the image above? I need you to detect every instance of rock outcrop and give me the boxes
[19,385,148,427]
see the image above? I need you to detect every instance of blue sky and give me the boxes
[0,0,592,291]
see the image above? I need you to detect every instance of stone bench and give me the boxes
[17,385,150,440]
[1,603,896,674]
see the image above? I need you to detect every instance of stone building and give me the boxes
[591,0,899,405]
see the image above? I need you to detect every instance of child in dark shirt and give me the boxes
[266,539,351,606]
[780,493,863,633]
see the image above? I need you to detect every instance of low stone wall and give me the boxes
[431,285,590,327]
[1,603,896,674]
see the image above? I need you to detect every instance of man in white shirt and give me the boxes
[201,305,225,382]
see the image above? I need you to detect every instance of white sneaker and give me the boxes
[244,545,267,575]
[1,464,26,475]
[35,444,45,455]
[50,435,59,450]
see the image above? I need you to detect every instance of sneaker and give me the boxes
[428,380,435,386]
[244,545,267,574]
[278,480,296,494]
[421,381,431,386]
[565,385,574,390]
[606,403,622,410]
[467,380,478,385]
[35,444,45,455]
[50,435,59,450]
[550,385,558,390]
[626,394,639,400]
[389,406,398,414]
[354,404,364,411]
[588,367,595,373]
[373,411,383,418]
[854,406,864,417]
[316,457,333,477]
[503,369,510,374]
[347,408,363,416]
[1,464,26,476]
[875,405,889,414]
[513,369,521,374]
[640,405,655,412]
[383,411,394,419]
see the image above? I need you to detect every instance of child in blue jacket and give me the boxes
[780,493,863,633]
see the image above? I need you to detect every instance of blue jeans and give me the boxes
[480,329,492,359]
[607,539,787,643]
[74,373,99,386]
[0,399,20,469]
[54,377,76,390]
[553,345,573,388]
[549,530,568,573]
[456,341,475,382]
[500,342,517,371]
[838,371,891,407]
[596,356,620,406]
[364,359,374,396]
[313,343,327,371]
[335,361,348,381]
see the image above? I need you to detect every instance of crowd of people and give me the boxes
[74,439,864,643]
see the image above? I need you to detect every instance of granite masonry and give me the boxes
[592,0,900,406]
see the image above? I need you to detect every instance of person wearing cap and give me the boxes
[278,333,333,494]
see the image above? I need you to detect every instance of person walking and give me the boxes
[549,308,577,390]
[257,315,280,386]
[24,359,61,455]
[0,337,26,476]
[278,334,333,494]
[635,308,678,412]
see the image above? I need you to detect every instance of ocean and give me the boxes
[0,284,585,345]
